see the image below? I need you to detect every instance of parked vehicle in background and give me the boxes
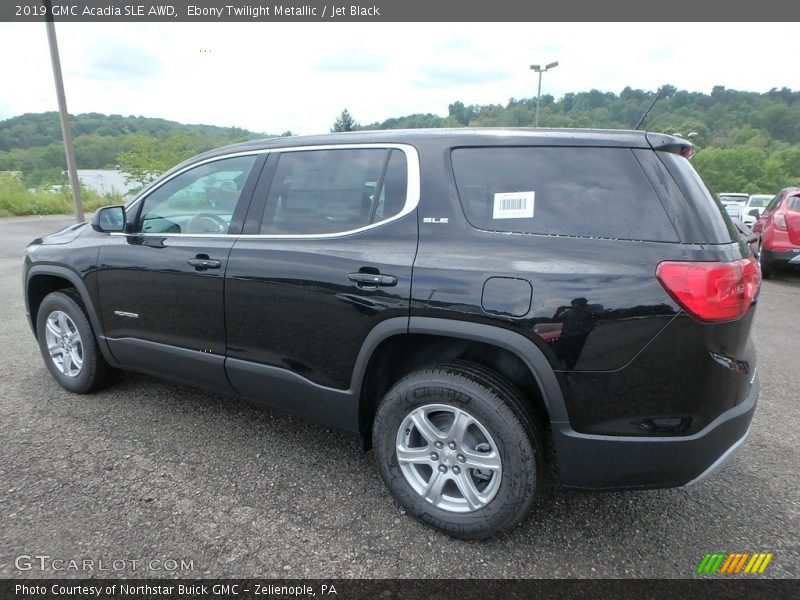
[744,194,773,228]
[23,129,761,539]
[754,187,800,278]
[719,193,749,222]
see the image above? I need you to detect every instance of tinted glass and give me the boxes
[372,150,408,223]
[451,146,678,241]
[747,196,771,208]
[765,193,783,212]
[659,152,738,244]
[259,149,406,235]
[136,155,257,234]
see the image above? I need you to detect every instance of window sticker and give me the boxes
[493,191,535,219]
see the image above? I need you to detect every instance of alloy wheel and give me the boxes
[395,403,502,513]
[44,310,84,378]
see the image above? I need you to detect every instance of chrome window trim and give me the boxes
[121,150,268,217]
[114,143,420,240]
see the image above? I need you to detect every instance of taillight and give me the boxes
[774,212,788,230]
[656,257,761,322]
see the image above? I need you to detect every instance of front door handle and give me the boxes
[187,256,221,270]
[348,272,398,287]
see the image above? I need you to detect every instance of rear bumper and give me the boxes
[763,248,800,265]
[553,371,758,490]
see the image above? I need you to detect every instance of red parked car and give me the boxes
[753,187,800,278]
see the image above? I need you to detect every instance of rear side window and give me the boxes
[451,147,678,242]
[658,152,739,244]
[259,148,407,235]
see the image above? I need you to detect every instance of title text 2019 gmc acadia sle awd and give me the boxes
[24,129,760,539]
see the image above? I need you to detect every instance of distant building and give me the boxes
[76,169,136,198]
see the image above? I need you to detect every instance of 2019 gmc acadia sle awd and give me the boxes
[24,129,760,539]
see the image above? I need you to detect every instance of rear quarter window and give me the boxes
[658,152,739,244]
[451,146,679,242]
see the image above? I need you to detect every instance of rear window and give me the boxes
[451,146,678,242]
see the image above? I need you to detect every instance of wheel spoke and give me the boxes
[462,447,502,471]
[410,410,446,444]
[58,312,69,335]
[67,330,81,344]
[449,410,473,446]
[453,471,484,511]
[46,318,61,338]
[423,470,446,504]
[70,346,83,370]
[396,444,432,464]
[62,350,73,374]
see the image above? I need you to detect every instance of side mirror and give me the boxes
[91,205,126,232]
[748,209,760,217]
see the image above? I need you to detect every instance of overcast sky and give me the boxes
[1,22,798,135]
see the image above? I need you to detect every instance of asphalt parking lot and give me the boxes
[1,215,798,579]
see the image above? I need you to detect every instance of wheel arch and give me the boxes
[352,317,569,442]
[26,265,118,367]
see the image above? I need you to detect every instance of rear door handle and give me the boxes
[348,272,398,287]
[188,257,222,270]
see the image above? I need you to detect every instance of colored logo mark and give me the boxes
[696,552,773,574]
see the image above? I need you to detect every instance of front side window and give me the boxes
[259,148,408,235]
[135,155,257,234]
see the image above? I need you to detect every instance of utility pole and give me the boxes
[44,0,84,222]
[530,61,559,127]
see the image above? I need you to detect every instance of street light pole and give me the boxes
[530,61,559,128]
[44,0,84,222]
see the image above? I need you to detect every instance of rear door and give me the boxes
[96,153,263,393]
[223,144,419,430]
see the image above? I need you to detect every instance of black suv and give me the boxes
[24,129,760,539]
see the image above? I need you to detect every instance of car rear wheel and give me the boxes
[758,243,773,279]
[373,361,543,539]
[36,290,119,393]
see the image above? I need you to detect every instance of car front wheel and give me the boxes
[36,290,118,393]
[373,361,543,539]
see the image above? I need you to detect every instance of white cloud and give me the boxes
[0,22,798,135]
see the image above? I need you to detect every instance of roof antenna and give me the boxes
[635,86,667,131]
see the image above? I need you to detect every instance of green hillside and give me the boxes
[0,112,263,187]
[2,85,800,205]
[363,85,800,194]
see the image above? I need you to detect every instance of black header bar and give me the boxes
[2,579,798,600]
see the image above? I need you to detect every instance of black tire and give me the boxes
[759,246,773,279]
[36,290,119,394]
[372,361,544,540]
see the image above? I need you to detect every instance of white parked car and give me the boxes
[743,194,773,228]
[718,193,749,221]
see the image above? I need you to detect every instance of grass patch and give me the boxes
[0,173,122,217]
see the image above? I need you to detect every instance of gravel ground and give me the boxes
[0,215,797,579]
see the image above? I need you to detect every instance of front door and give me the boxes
[96,153,262,393]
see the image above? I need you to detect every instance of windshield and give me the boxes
[748,196,771,207]
[719,194,747,204]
